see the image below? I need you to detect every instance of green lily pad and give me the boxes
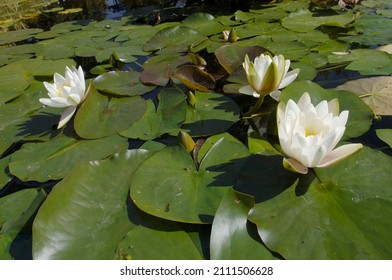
[182,91,240,137]
[74,84,147,139]
[32,150,154,259]
[182,13,226,36]
[328,49,392,76]
[0,28,43,45]
[281,80,374,139]
[130,135,251,223]
[116,215,203,260]
[93,71,155,96]
[143,26,208,53]
[210,188,277,260]
[119,88,187,140]
[0,155,12,190]
[0,189,46,259]
[9,132,127,182]
[336,76,392,116]
[376,129,392,148]
[0,81,56,155]
[247,147,392,259]
[282,9,354,33]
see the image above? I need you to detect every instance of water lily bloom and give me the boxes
[277,92,363,174]
[40,66,86,129]
[239,53,299,100]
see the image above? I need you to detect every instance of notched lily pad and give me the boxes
[74,84,147,139]
[336,76,392,116]
[182,91,240,137]
[93,71,155,96]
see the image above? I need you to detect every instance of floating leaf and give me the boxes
[175,65,215,91]
[210,188,277,260]
[376,129,392,148]
[336,76,392,116]
[182,13,226,36]
[215,45,268,74]
[33,150,154,259]
[120,88,187,140]
[74,84,146,139]
[247,147,392,259]
[93,71,155,96]
[131,135,251,223]
[140,54,190,86]
[0,189,46,259]
[182,91,240,137]
[117,215,203,260]
[143,26,208,53]
[9,132,127,182]
[0,28,43,45]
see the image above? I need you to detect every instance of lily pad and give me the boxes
[0,189,46,259]
[119,88,187,140]
[182,91,240,137]
[0,28,43,45]
[282,9,354,33]
[140,54,191,86]
[336,76,392,116]
[93,71,155,96]
[247,147,392,259]
[130,135,251,224]
[143,26,208,53]
[32,150,154,259]
[116,214,203,260]
[175,65,215,92]
[210,188,277,260]
[74,84,147,139]
[9,132,127,182]
[215,45,268,74]
[182,13,226,36]
[376,129,392,148]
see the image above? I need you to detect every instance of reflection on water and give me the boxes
[0,0,172,31]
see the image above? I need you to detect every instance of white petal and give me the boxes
[317,143,363,168]
[283,157,308,174]
[53,72,66,86]
[239,85,257,96]
[278,68,299,89]
[39,98,69,108]
[297,92,311,110]
[57,106,77,129]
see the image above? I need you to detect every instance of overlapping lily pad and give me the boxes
[210,188,277,260]
[182,91,240,137]
[247,147,392,259]
[130,134,251,223]
[336,76,392,116]
[74,84,147,139]
[33,150,154,259]
[120,88,187,140]
[9,132,127,182]
[93,71,155,96]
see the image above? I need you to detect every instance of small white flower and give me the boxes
[277,92,363,174]
[40,66,86,129]
[239,53,299,100]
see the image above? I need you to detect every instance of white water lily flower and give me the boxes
[239,53,299,101]
[277,92,363,174]
[40,66,86,129]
